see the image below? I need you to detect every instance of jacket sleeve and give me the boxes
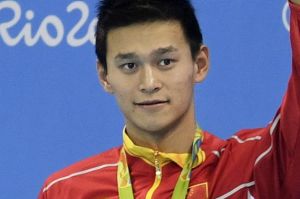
[254,2,300,198]
[279,0,300,195]
[281,1,300,158]
[37,188,46,199]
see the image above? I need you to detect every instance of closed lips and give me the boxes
[134,100,169,105]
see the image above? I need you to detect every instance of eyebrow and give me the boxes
[114,46,178,61]
[114,53,138,61]
[150,46,178,57]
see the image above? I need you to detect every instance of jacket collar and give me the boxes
[123,127,205,168]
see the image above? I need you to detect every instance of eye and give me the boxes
[123,63,136,69]
[158,58,176,69]
[159,59,172,66]
[119,63,138,73]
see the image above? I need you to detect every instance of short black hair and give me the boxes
[95,0,203,73]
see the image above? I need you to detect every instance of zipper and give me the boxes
[154,151,161,178]
[145,151,162,199]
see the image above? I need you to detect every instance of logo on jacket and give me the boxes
[187,182,208,199]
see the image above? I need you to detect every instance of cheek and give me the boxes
[170,76,194,103]
[110,82,135,109]
[173,59,195,82]
[171,66,194,89]
[114,89,132,105]
[108,75,133,96]
[114,92,134,117]
[169,67,194,102]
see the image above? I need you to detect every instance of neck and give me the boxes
[125,102,196,153]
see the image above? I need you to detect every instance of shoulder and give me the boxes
[202,126,273,161]
[230,127,271,144]
[227,126,272,152]
[218,126,274,168]
[41,146,121,194]
[201,130,225,151]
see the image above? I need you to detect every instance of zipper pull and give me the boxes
[154,151,161,177]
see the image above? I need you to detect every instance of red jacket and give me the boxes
[39,2,300,199]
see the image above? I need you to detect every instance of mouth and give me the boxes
[134,100,170,106]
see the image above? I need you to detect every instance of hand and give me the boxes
[291,0,300,5]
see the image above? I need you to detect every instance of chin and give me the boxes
[140,124,165,133]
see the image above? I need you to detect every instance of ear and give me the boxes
[97,62,114,93]
[193,45,210,83]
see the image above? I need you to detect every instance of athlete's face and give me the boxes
[98,21,209,134]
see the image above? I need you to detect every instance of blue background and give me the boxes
[0,1,291,198]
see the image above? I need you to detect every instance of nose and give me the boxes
[139,66,162,94]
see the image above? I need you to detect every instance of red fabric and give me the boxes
[38,2,300,199]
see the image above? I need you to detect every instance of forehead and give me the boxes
[106,21,189,58]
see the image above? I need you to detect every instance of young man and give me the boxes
[39,0,300,198]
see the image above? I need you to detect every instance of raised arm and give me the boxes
[280,1,300,154]
[277,0,300,196]
[254,1,300,197]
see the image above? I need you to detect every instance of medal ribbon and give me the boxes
[117,128,203,199]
